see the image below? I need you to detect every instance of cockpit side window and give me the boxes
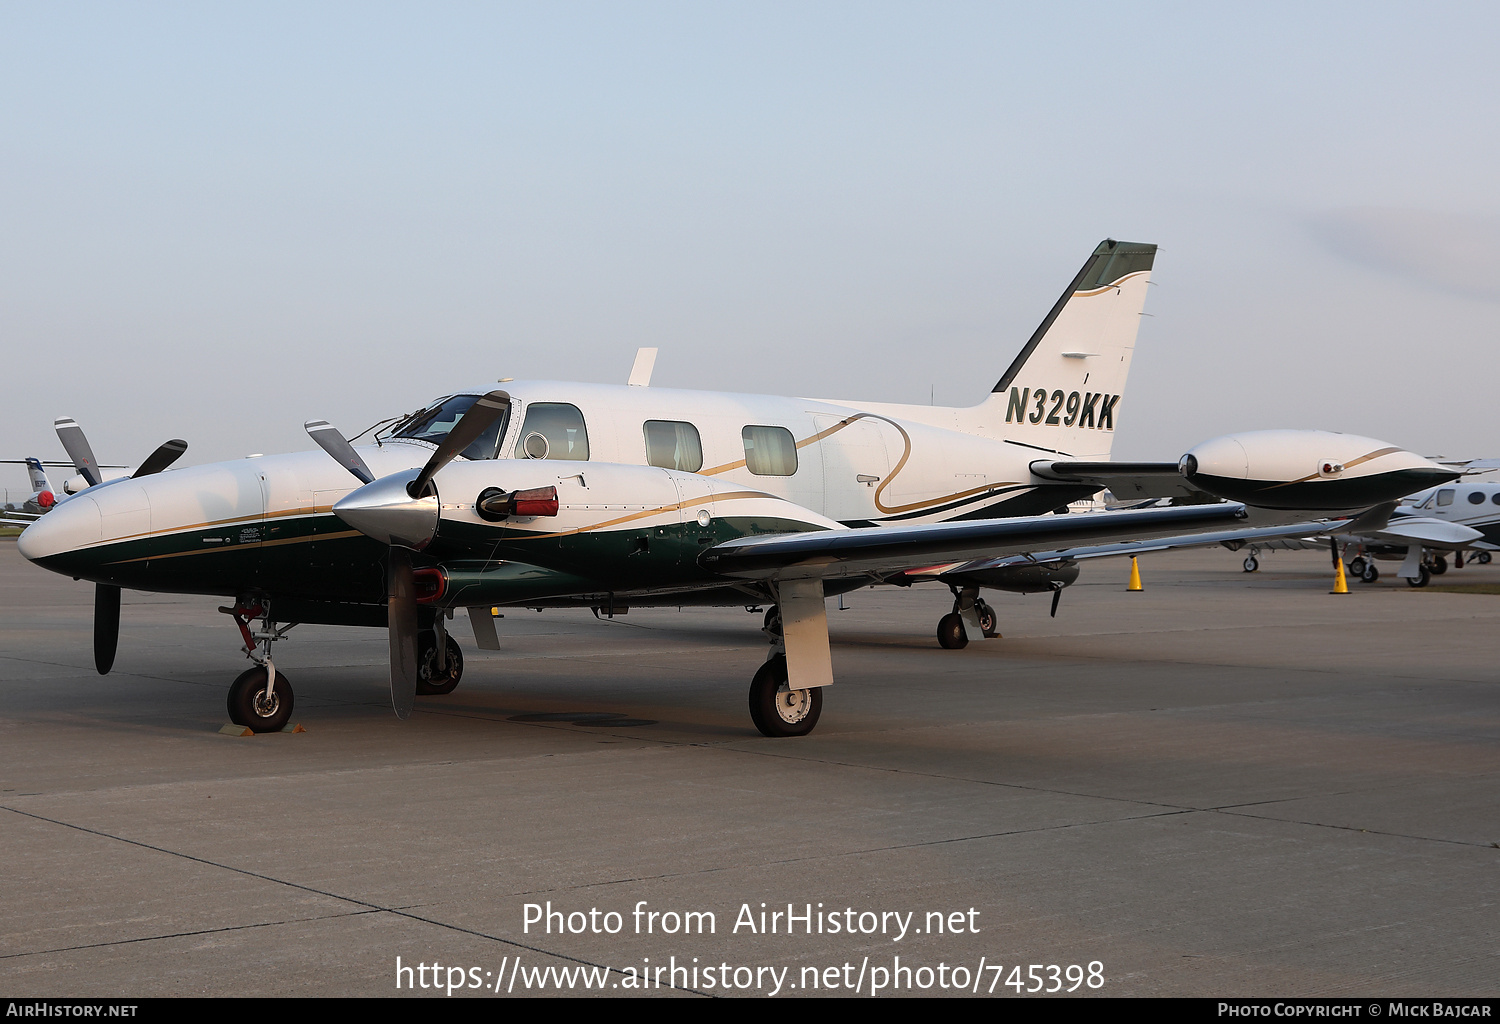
[516,403,590,461]
[391,394,510,460]
[1437,488,1455,507]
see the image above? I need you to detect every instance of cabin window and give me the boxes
[741,425,797,477]
[1469,491,1486,504]
[1492,493,1500,506]
[643,420,703,472]
[516,403,589,461]
[1437,489,1455,507]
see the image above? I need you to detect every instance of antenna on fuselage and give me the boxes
[628,347,658,387]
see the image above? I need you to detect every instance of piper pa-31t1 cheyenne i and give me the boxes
[17,240,1457,737]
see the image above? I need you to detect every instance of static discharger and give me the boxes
[1127,556,1143,592]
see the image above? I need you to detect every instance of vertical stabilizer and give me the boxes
[976,239,1156,459]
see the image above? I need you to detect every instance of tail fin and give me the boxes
[24,457,52,496]
[977,239,1156,459]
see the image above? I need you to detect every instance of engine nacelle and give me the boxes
[1180,430,1457,510]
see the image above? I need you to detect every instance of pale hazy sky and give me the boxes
[4,2,1498,488]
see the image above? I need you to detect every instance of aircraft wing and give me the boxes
[1027,461,1214,500]
[700,503,1252,581]
[899,520,1351,579]
[1,511,45,529]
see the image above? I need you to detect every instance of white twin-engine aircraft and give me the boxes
[17,240,1457,738]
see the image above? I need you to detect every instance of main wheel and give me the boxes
[416,634,463,695]
[227,666,293,733]
[1243,555,1259,573]
[936,612,968,649]
[1407,565,1431,588]
[975,600,998,638]
[747,655,822,737]
[1361,564,1380,583]
[1431,556,1448,575]
[1348,557,1366,577]
[1478,552,1492,565]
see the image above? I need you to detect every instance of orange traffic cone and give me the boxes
[1127,556,1143,592]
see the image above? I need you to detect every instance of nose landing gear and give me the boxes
[221,600,298,733]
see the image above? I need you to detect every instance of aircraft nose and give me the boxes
[17,494,103,568]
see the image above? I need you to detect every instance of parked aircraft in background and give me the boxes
[0,458,58,528]
[14,239,1459,738]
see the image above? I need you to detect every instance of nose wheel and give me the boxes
[227,665,294,733]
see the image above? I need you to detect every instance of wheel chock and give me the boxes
[1331,559,1349,595]
[217,722,305,736]
[1127,556,1143,592]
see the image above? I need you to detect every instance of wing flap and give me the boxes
[700,503,1250,581]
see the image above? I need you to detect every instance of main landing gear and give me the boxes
[750,603,822,738]
[415,612,464,695]
[1347,557,1379,583]
[1243,545,1261,573]
[937,587,997,649]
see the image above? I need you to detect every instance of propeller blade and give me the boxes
[408,391,510,499]
[94,583,120,675]
[132,439,188,478]
[55,418,103,488]
[388,548,419,720]
[1329,536,1340,568]
[1049,585,1062,618]
[305,420,375,485]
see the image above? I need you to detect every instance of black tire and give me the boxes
[937,612,968,650]
[762,605,782,637]
[1407,566,1431,588]
[1479,552,1492,565]
[1431,556,1448,575]
[227,666,293,733]
[1361,564,1380,583]
[1243,556,1259,573]
[416,634,463,695]
[1348,557,1366,577]
[975,600,998,638]
[747,655,822,737]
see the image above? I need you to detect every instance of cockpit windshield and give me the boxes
[388,394,510,461]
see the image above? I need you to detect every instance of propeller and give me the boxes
[54,418,103,487]
[305,420,375,485]
[94,583,120,675]
[306,392,510,719]
[407,391,510,499]
[132,439,189,478]
[52,418,187,675]
[53,418,187,485]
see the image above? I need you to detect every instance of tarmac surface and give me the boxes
[1,538,1497,998]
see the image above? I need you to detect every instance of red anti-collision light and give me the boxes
[412,567,447,605]
[512,486,559,517]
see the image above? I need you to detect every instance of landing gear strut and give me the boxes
[417,630,464,695]
[937,587,995,648]
[222,599,297,733]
